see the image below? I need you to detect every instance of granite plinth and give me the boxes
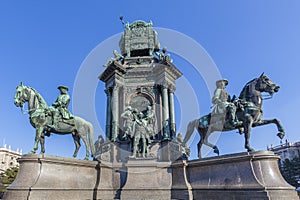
[172,150,299,200]
[120,159,172,200]
[2,154,114,200]
[3,151,298,200]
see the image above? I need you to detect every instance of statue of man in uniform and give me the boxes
[212,79,240,127]
[145,105,157,138]
[121,106,134,138]
[130,112,151,158]
[48,85,73,129]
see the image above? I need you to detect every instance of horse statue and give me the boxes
[183,73,284,158]
[14,82,95,160]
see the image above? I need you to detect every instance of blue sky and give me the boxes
[1,1,300,160]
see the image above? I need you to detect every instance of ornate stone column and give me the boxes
[161,84,170,139]
[105,88,112,140]
[111,84,119,141]
[169,87,176,139]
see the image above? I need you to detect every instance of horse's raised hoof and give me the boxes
[277,132,285,140]
[238,127,244,135]
[213,146,220,156]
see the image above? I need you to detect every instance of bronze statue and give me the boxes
[119,20,160,57]
[145,105,157,138]
[104,50,124,67]
[14,82,95,160]
[155,47,172,62]
[129,112,150,158]
[211,79,241,128]
[94,135,104,153]
[121,106,135,138]
[183,73,284,158]
[122,105,157,158]
[48,85,73,130]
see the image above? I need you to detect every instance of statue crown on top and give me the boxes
[119,19,160,57]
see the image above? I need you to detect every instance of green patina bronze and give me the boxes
[48,85,74,130]
[211,79,241,128]
[119,20,160,57]
[183,73,285,158]
[14,82,95,160]
[103,50,124,67]
[121,105,157,158]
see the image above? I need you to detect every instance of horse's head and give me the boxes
[14,82,28,107]
[255,73,280,95]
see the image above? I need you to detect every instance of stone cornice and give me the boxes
[153,63,182,80]
[99,61,126,82]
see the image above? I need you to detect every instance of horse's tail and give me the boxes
[87,122,95,157]
[183,119,199,145]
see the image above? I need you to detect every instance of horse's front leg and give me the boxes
[30,127,43,154]
[244,114,254,152]
[253,118,285,139]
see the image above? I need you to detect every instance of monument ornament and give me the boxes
[119,20,160,57]
[14,82,95,160]
[183,73,285,158]
[103,50,124,67]
[97,19,186,162]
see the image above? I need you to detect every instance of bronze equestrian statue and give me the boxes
[14,82,95,160]
[183,73,284,158]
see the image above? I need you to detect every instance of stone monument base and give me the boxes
[172,150,299,200]
[4,151,298,200]
[120,159,172,200]
[2,154,114,200]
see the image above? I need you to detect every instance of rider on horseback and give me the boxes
[212,79,241,128]
[48,85,74,130]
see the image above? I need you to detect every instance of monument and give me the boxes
[4,19,299,200]
[96,19,186,164]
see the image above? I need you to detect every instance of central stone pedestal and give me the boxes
[120,159,172,200]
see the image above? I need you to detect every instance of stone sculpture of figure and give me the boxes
[176,132,191,158]
[130,112,150,158]
[121,106,134,138]
[163,119,171,140]
[145,105,157,138]
[211,79,240,127]
[155,47,172,62]
[104,50,124,67]
[176,132,183,143]
[94,135,104,153]
[48,85,73,129]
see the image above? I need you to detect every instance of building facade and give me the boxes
[268,140,300,165]
[0,145,22,174]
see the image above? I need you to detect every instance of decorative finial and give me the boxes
[120,16,125,27]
